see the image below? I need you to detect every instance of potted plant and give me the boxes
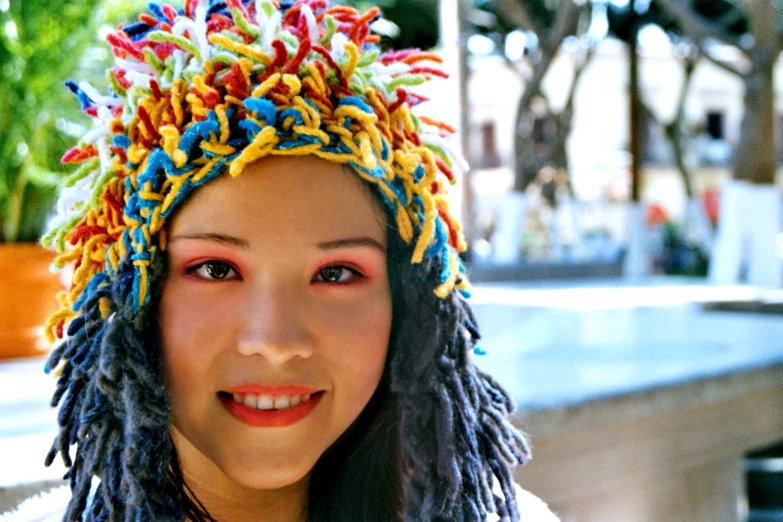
[0,0,103,359]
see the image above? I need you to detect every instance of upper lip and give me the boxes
[221,384,323,396]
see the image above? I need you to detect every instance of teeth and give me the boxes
[256,395,274,410]
[231,393,315,410]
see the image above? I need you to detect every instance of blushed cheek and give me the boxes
[360,320,390,382]
[159,313,193,415]
[338,303,391,404]
[158,288,214,415]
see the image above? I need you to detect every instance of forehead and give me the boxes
[168,155,386,241]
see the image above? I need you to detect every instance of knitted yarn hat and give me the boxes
[42,1,530,520]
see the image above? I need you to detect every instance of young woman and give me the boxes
[5,1,559,520]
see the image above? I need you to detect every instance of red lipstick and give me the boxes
[223,384,321,395]
[219,385,325,428]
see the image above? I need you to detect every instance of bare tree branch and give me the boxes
[740,0,779,50]
[636,48,700,197]
[506,0,594,191]
[675,52,699,117]
[502,56,525,80]
[667,53,699,197]
[713,6,745,32]
[547,0,587,54]
[556,41,595,133]
[498,0,588,56]
[514,2,589,117]
[496,0,543,36]
[654,0,747,53]
[698,43,747,76]
[501,48,528,80]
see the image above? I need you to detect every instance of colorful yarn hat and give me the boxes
[43,0,469,338]
[42,1,530,520]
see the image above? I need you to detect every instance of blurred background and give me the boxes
[1,0,783,521]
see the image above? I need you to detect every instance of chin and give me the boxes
[219,456,314,491]
[171,421,320,492]
[207,437,323,490]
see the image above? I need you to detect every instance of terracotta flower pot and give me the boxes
[0,244,64,360]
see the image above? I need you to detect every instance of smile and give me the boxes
[229,392,312,410]
[218,391,325,428]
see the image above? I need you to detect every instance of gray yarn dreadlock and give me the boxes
[389,230,532,521]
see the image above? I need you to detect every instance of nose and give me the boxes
[236,283,315,365]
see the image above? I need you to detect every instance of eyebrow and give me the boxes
[168,233,250,249]
[168,233,385,253]
[316,236,386,253]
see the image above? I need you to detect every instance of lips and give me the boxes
[218,385,325,427]
[223,384,321,396]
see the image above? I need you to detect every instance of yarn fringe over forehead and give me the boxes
[43,0,470,346]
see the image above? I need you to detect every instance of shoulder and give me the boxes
[1,485,70,522]
[511,484,560,522]
[488,480,560,522]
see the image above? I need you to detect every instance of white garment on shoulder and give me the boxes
[1,485,70,522]
[508,484,560,522]
[487,480,560,522]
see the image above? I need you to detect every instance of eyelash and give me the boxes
[184,260,365,285]
[185,260,241,282]
[312,265,364,285]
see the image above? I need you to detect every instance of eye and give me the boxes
[313,265,363,284]
[187,260,240,281]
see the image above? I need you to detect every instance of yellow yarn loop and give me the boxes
[208,33,273,66]
[434,250,460,299]
[229,126,280,176]
[250,72,282,98]
[99,297,112,319]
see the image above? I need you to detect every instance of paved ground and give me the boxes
[0,356,65,493]
[472,278,783,411]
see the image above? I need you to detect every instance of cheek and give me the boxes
[157,281,236,410]
[316,292,392,407]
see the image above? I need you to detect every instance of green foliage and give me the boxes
[657,222,709,276]
[0,0,102,243]
[102,0,150,27]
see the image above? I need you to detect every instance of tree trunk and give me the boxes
[512,52,589,193]
[665,54,698,198]
[513,68,549,192]
[509,0,589,192]
[710,0,781,287]
[735,63,777,184]
[628,0,642,203]
[735,0,778,184]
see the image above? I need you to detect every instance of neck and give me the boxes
[183,470,310,522]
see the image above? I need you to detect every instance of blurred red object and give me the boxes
[646,203,669,226]
[703,188,720,226]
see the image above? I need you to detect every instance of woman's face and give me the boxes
[158,155,392,491]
